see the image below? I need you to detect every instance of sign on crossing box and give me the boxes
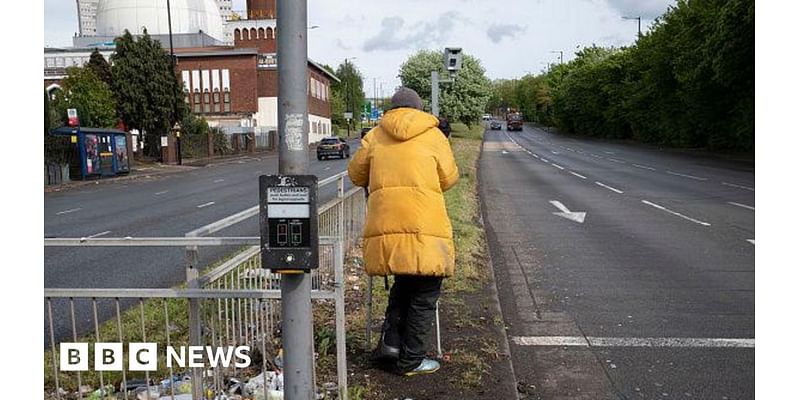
[259,175,319,272]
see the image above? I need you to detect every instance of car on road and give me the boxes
[490,120,502,130]
[316,137,350,160]
[360,127,372,138]
[482,114,492,121]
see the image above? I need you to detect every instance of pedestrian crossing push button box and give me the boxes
[259,175,318,272]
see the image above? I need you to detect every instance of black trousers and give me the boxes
[382,275,443,371]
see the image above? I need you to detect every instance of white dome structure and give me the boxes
[96,0,224,41]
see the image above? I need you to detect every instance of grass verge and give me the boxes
[341,122,502,398]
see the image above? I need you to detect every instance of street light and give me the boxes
[344,57,358,137]
[622,15,642,38]
[166,0,181,164]
[550,50,563,65]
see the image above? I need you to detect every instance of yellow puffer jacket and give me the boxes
[347,107,459,277]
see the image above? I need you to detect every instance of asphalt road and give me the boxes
[478,125,754,399]
[44,139,359,343]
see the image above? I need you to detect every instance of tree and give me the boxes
[111,30,186,157]
[330,60,365,130]
[493,0,754,151]
[87,48,112,87]
[51,66,117,128]
[398,50,491,124]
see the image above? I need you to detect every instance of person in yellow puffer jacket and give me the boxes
[348,87,459,376]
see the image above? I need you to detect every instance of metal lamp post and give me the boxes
[166,0,182,164]
[623,15,642,38]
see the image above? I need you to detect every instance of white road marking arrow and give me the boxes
[550,200,587,223]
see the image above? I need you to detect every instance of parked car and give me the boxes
[490,120,502,130]
[316,137,350,160]
[482,114,493,121]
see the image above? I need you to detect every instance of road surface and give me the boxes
[45,140,359,343]
[479,125,754,399]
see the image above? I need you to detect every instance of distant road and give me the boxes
[45,140,359,343]
[479,125,754,399]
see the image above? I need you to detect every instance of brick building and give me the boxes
[45,0,338,145]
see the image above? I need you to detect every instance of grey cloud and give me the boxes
[605,0,675,19]
[362,12,462,52]
[336,38,352,51]
[486,24,526,43]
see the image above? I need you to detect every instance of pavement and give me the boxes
[44,139,360,343]
[478,125,754,399]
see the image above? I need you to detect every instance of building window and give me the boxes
[213,90,221,112]
[193,91,201,113]
[223,90,231,112]
[203,90,211,113]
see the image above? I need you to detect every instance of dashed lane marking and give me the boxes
[722,182,755,192]
[154,190,169,195]
[595,181,624,194]
[197,201,216,209]
[666,171,708,181]
[570,171,587,179]
[540,158,549,163]
[56,208,82,215]
[511,336,754,348]
[632,164,656,171]
[608,158,626,164]
[213,179,225,183]
[552,163,565,170]
[728,202,755,211]
[641,200,711,226]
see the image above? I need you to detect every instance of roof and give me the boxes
[51,127,128,136]
[308,59,340,83]
[175,47,258,57]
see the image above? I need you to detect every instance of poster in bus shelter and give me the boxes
[115,135,129,171]
[84,134,99,174]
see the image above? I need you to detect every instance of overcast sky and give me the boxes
[44,0,674,97]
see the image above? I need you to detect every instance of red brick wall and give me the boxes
[233,29,276,54]
[257,69,278,98]
[258,67,332,119]
[308,68,332,119]
[247,0,276,19]
[176,54,258,114]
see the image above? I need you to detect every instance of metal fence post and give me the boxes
[185,235,203,398]
[365,276,373,352]
[334,239,348,399]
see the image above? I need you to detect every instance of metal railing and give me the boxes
[44,171,365,400]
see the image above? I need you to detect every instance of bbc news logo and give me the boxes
[60,343,251,371]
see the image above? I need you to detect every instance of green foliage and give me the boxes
[210,126,232,155]
[178,113,212,158]
[51,66,117,128]
[489,0,754,151]
[111,30,187,157]
[399,50,491,125]
[45,91,73,164]
[87,48,112,87]
[331,60,365,130]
